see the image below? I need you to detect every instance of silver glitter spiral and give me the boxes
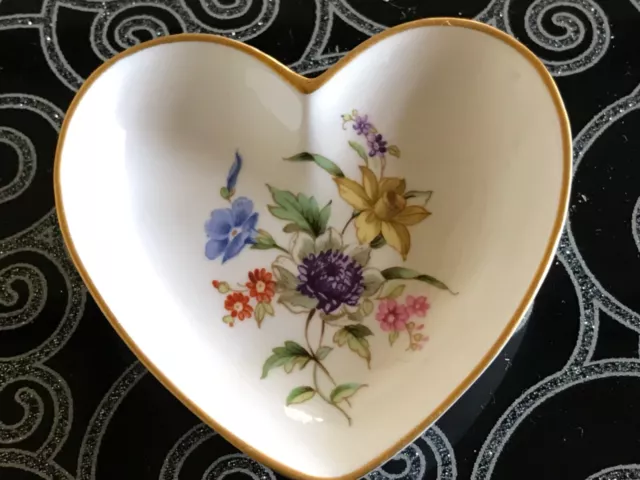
[113,14,172,49]
[290,0,385,76]
[0,223,86,364]
[42,0,86,91]
[90,3,185,59]
[77,362,147,480]
[0,386,44,444]
[203,453,277,480]
[585,464,640,480]
[0,128,36,205]
[196,0,252,19]
[0,263,47,331]
[365,426,457,479]
[76,0,279,61]
[476,0,610,76]
[424,426,457,479]
[0,449,73,479]
[632,198,640,254]
[0,366,73,460]
[160,426,278,480]
[366,442,427,479]
[160,423,215,480]
[524,0,610,76]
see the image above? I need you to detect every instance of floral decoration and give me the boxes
[205,111,455,424]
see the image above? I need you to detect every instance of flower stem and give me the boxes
[304,310,338,384]
[304,309,316,354]
[341,212,358,235]
[274,244,289,254]
[312,363,351,425]
[405,323,418,351]
[305,309,352,423]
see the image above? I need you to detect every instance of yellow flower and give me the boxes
[334,166,430,259]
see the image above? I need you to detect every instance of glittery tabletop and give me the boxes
[1,0,640,479]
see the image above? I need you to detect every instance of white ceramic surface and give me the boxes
[55,19,570,480]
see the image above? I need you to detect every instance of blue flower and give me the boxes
[226,151,242,193]
[205,197,258,263]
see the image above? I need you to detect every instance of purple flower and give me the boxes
[367,133,388,157]
[353,115,372,136]
[296,250,365,313]
[205,197,258,263]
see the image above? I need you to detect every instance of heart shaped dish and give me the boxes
[55,18,570,480]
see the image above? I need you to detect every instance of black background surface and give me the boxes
[1,1,639,479]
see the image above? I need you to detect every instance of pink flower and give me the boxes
[406,295,429,317]
[376,299,410,332]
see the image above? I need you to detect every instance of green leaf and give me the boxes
[251,243,277,250]
[254,302,266,327]
[220,186,231,200]
[404,190,433,205]
[278,291,318,312]
[283,152,345,178]
[282,223,303,233]
[286,386,316,406]
[320,309,348,325]
[381,267,455,293]
[316,346,333,360]
[251,229,277,250]
[261,341,312,379]
[267,185,327,237]
[380,284,405,300]
[362,269,385,297]
[272,265,298,290]
[330,383,367,403]
[284,356,310,373]
[333,325,373,367]
[349,297,377,321]
[318,201,332,234]
[284,340,310,356]
[347,244,370,267]
[264,303,275,316]
[321,308,365,327]
[297,193,318,221]
[267,186,311,226]
[389,331,399,346]
[346,324,373,337]
[222,315,234,326]
[387,145,401,158]
[370,234,386,249]
[298,194,331,236]
[261,354,290,379]
[348,141,368,161]
[361,299,374,316]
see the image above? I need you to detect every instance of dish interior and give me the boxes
[58,24,566,478]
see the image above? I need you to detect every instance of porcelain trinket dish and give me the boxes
[55,18,571,480]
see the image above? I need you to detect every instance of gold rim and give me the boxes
[54,17,571,480]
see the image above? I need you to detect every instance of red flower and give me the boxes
[224,292,253,320]
[245,268,276,303]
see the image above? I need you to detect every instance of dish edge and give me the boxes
[53,17,572,480]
